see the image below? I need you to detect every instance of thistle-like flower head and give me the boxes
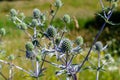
[75,36,84,46]
[60,38,72,53]
[46,26,56,38]
[10,9,17,17]
[94,41,103,51]
[63,14,70,23]
[33,8,41,19]
[31,19,38,27]
[54,0,63,8]
[25,42,34,51]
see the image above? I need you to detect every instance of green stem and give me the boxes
[50,7,59,25]
[0,72,7,80]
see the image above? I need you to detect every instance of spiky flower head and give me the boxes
[25,42,34,51]
[0,28,6,36]
[31,19,38,27]
[17,22,27,30]
[63,14,71,23]
[46,26,56,38]
[104,53,111,60]
[54,0,63,8]
[60,39,72,53]
[33,8,41,19]
[10,9,17,17]
[55,37,61,46]
[75,36,84,46]
[94,41,103,51]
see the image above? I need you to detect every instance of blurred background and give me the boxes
[0,0,120,80]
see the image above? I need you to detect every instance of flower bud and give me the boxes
[63,14,70,23]
[55,37,61,46]
[17,22,27,30]
[54,0,63,8]
[112,2,118,8]
[25,42,34,51]
[0,28,6,36]
[37,33,42,38]
[33,8,41,19]
[19,12,25,19]
[75,36,83,46]
[104,53,114,63]
[32,39,39,47]
[31,19,38,27]
[26,50,35,60]
[36,55,41,62]
[60,39,72,53]
[46,26,56,38]
[10,9,17,17]
[95,41,103,51]
[40,13,46,22]
[8,54,15,61]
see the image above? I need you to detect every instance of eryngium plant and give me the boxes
[0,0,119,80]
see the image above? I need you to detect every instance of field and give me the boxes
[0,0,120,80]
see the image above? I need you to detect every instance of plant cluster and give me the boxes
[0,0,119,80]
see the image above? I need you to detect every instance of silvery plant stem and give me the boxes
[36,61,39,77]
[77,9,113,72]
[33,26,39,79]
[66,77,71,80]
[96,51,100,80]
[72,74,77,80]
[9,62,13,80]
[0,59,33,76]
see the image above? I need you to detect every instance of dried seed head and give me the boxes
[63,14,70,23]
[10,9,17,17]
[46,26,56,38]
[54,0,63,8]
[95,41,103,51]
[0,28,6,36]
[25,42,34,51]
[31,19,38,27]
[75,36,83,46]
[33,8,41,19]
[60,39,72,53]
